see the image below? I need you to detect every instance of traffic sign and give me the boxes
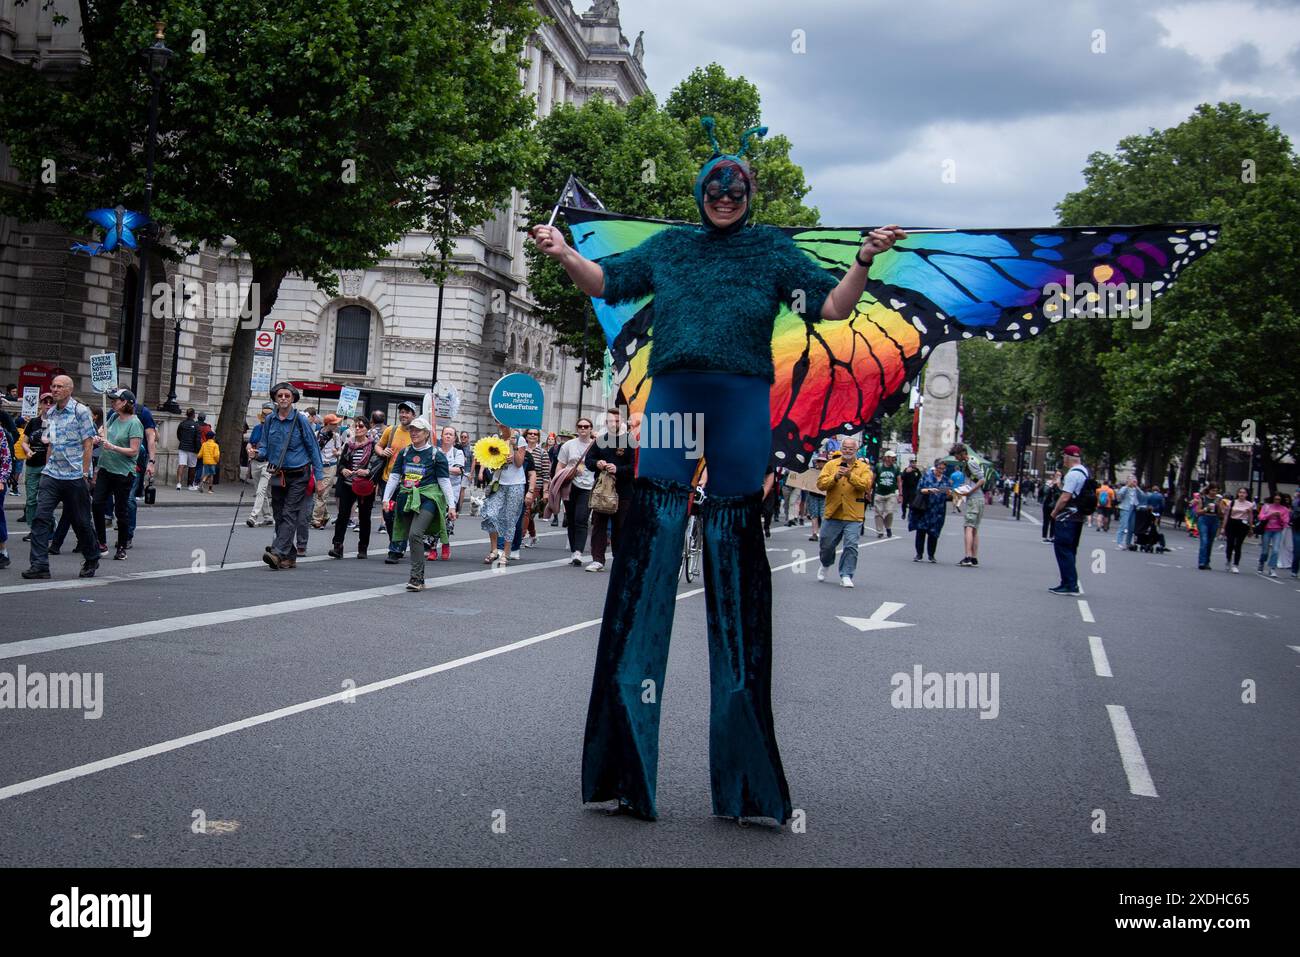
[273,320,286,335]
[256,331,273,349]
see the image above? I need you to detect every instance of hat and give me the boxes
[409,416,432,433]
[397,400,417,413]
[322,413,341,426]
[270,381,300,402]
[261,402,274,411]
[107,387,136,403]
[39,392,55,402]
[883,449,896,458]
[1062,444,1082,457]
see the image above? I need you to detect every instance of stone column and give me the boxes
[527,44,541,116]
[539,54,554,117]
[917,341,959,470]
[555,71,567,106]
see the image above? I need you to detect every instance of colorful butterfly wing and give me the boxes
[563,198,1218,467]
[771,223,1219,464]
[565,209,672,421]
[85,208,118,231]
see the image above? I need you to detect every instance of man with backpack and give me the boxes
[1047,444,1094,596]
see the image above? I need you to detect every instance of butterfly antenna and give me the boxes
[737,125,768,158]
[700,116,721,156]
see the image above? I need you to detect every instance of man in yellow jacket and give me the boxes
[816,436,874,587]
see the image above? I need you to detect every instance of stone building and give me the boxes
[0,0,648,463]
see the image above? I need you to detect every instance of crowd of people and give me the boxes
[4,378,1297,592]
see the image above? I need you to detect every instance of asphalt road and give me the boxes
[1,501,1296,866]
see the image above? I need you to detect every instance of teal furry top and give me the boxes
[598,224,839,383]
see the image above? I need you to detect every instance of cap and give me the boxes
[883,449,896,458]
[261,402,274,411]
[107,388,136,403]
[322,413,341,426]
[397,400,417,413]
[1062,444,1082,457]
[40,392,55,402]
[409,416,432,433]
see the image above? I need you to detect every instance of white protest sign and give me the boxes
[21,386,39,418]
[89,353,118,393]
[336,386,360,418]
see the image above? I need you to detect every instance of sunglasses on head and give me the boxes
[704,182,748,204]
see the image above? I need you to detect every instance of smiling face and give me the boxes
[703,183,749,229]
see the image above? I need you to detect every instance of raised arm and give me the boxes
[820,226,907,322]
[530,225,605,297]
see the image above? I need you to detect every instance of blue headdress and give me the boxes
[693,116,767,232]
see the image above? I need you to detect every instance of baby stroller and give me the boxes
[1133,509,1167,553]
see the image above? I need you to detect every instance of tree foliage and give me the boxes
[0,0,540,478]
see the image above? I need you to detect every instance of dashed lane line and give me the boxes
[1105,704,1158,798]
[1078,599,1095,623]
[1088,636,1113,678]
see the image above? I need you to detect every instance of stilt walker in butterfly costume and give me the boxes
[532,119,906,822]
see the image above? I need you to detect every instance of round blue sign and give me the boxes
[489,373,544,429]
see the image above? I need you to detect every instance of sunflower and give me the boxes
[473,436,511,471]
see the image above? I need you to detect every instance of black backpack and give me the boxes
[1071,466,1098,515]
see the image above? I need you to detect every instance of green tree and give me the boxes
[956,339,1037,467]
[0,0,540,479]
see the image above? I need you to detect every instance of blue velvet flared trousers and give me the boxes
[581,372,792,822]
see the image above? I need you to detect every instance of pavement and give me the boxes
[4,477,254,511]
[0,501,1296,867]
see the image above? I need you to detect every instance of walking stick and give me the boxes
[219,487,246,570]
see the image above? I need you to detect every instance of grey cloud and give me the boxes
[1218,43,1263,79]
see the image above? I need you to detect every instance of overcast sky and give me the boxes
[617,0,1300,226]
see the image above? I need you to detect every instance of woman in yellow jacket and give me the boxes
[815,437,873,587]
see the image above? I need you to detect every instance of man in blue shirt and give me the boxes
[1047,444,1089,595]
[22,375,101,579]
[253,382,323,570]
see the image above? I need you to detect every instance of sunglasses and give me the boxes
[704,182,748,204]
[577,424,592,429]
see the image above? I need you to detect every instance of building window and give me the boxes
[521,337,530,363]
[334,305,370,374]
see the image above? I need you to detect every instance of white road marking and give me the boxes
[1288,646,1300,655]
[133,523,227,530]
[1088,636,1112,677]
[1078,599,1095,623]
[1105,704,1158,798]
[0,528,573,596]
[0,557,575,661]
[0,571,716,802]
[838,602,914,632]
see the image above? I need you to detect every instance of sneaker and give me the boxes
[426,548,438,561]
[550,517,559,527]
[957,557,972,567]
[509,552,521,561]
[1231,565,1239,574]
[841,576,854,587]
[586,561,605,572]
[113,547,127,561]
[0,553,9,569]
[384,553,402,565]
[259,520,274,527]
[189,485,200,491]
[357,549,368,560]
[440,544,451,561]
[176,483,182,490]
[296,546,307,557]
[406,578,425,592]
[21,567,51,580]
[1047,585,1079,596]
[886,529,892,538]
[970,557,979,567]
[816,567,826,582]
[1269,570,1278,578]
[913,555,923,562]
[525,536,537,548]
[808,534,818,541]
[21,533,31,543]
[78,561,98,578]
[928,556,937,563]
[571,551,583,566]
[876,531,883,539]
[125,539,133,550]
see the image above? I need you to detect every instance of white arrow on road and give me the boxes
[838,602,914,632]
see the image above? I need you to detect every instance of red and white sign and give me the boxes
[272,320,286,335]
[255,331,274,349]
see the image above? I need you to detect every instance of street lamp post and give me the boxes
[130,22,173,398]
